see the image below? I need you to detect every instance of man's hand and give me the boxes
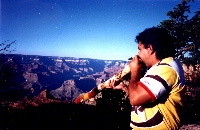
[129,55,143,81]
[107,79,128,93]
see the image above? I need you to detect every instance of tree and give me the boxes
[158,0,200,65]
[0,40,16,54]
[0,40,19,101]
[0,40,17,66]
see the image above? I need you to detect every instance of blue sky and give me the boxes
[1,0,200,60]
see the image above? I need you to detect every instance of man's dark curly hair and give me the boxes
[135,27,176,60]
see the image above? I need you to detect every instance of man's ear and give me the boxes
[148,44,155,54]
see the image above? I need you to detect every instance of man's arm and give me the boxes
[128,55,152,106]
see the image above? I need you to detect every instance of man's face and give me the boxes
[137,41,151,67]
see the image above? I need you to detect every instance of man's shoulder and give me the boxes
[159,57,184,74]
[160,57,174,65]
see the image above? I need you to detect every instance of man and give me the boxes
[109,27,185,130]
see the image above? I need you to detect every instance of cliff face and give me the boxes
[0,54,128,102]
[50,80,83,100]
[0,54,132,130]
